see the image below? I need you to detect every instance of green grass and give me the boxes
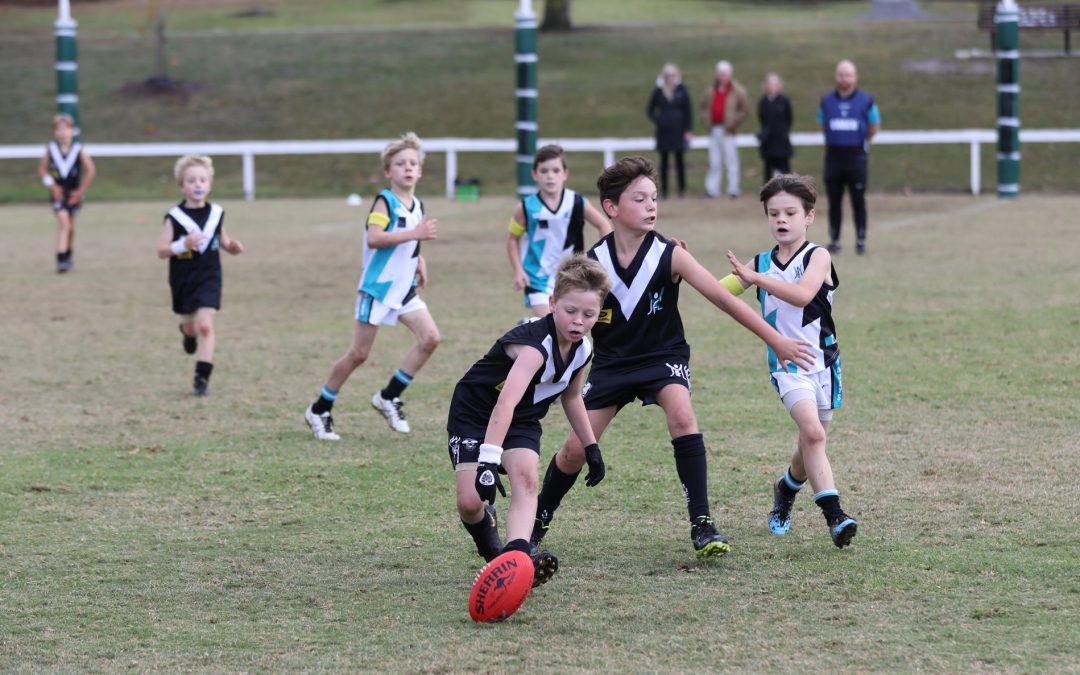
[0,0,1076,201]
[1,193,1078,671]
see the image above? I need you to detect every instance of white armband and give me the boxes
[42,175,55,187]
[478,443,504,466]
[170,239,189,256]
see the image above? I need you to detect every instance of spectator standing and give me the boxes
[757,72,793,182]
[818,60,880,255]
[702,60,750,199]
[647,63,693,199]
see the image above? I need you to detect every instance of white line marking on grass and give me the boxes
[876,199,1000,232]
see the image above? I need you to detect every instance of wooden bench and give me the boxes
[977,2,1080,54]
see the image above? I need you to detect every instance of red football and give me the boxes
[468,550,534,623]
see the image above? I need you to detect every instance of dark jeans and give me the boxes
[824,152,869,244]
[658,150,686,198]
[762,156,791,183]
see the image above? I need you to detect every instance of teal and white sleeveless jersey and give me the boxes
[754,241,840,375]
[358,189,423,308]
[516,189,586,294]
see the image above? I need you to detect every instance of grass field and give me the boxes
[1,193,1078,671]
[1,0,1077,200]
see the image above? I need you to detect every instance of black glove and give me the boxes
[475,462,506,504]
[583,443,605,487]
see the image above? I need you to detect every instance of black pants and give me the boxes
[762,156,791,183]
[658,150,686,198]
[824,152,868,244]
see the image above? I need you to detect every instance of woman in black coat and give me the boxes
[647,63,693,199]
[757,72,794,182]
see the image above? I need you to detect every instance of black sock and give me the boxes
[195,361,214,381]
[535,454,581,526]
[311,396,333,415]
[672,433,710,521]
[500,538,531,556]
[778,466,805,500]
[463,508,502,561]
[814,491,844,522]
[380,369,412,400]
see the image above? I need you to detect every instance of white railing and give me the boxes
[3,129,1077,200]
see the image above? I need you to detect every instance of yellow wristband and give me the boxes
[721,274,746,296]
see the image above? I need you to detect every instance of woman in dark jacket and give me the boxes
[647,63,693,199]
[757,72,794,182]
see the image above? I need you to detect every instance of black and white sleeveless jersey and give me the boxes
[448,314,593,438]
[754,241,839,374]
[587,231,688,368]
[46,141,82,192]
[166,202,224,284]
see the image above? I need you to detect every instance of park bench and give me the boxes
[977,2,1080,54]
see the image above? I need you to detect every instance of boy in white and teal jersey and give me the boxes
[507,145,611,317]
[725,173,857,548]
[304,132,441,440]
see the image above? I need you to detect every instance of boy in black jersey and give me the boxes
[157,155,244,396]
[38,113,96,273]
[448,255,610,586]
[531,156,814,559]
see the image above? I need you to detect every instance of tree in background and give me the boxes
[542,0,572,31]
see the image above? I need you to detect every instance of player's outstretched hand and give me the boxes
[415,218,438,241]
[583,443,605,487]
[475,462,506,505]
[227,239,245,255]
[726,250,754,285]
[775,336,815,372]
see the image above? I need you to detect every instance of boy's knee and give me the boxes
[558,440,586,472]
[456,490,484,519]
[668,410,698,437]
[420,329,441,354]
[512,469,539,497]
[800,425,827,448]
[345,347,369,368]
[195,321,213,338]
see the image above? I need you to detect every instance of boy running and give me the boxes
[38,113,96,273]
[507,145,610,318]
[305,132,440,439]
[531,157,814,560]
[449,255,610,586]
[724,173,858,547]
[157,154,244,396]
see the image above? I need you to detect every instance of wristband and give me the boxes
[478,443,504,466]
[42,175,55,187]
[721,274,746,296]
[170,239,189,256]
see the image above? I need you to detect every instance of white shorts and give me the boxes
[771,367,842,422]
[356,291,426,326]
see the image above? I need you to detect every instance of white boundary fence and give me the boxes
[3,129,1077,200]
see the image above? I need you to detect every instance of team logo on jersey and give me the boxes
[647,288,665,316]
[495,380,506,391]
[597,309,612,324]
[666,362,690,384]
[794,265,803,281]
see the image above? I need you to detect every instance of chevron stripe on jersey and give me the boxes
[754,241,839,375]
[519,189,586,295]
[588,231,688,367]
[359,189,423,309]
[447,315,593,438]
[168,203,223,254]
[47,141,82,190]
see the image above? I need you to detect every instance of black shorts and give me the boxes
[583,355,691,410]
[171,273,222,314]
[50,196,81,215]
[447,423,542,469]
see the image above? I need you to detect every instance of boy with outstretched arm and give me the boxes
[530,157,814,560]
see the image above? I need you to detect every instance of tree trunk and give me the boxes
[541,0,572,32]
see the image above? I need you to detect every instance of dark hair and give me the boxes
[596,156,658,205]
[760,173,817,214]
[553,254,611,302]
[533,144,567,170]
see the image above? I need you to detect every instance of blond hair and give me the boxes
[381,132,425,169]
[52,113,75,129]
[553,254,611,302]
[174,154,215,184]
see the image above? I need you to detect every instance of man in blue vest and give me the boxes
[818,60,881,255]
